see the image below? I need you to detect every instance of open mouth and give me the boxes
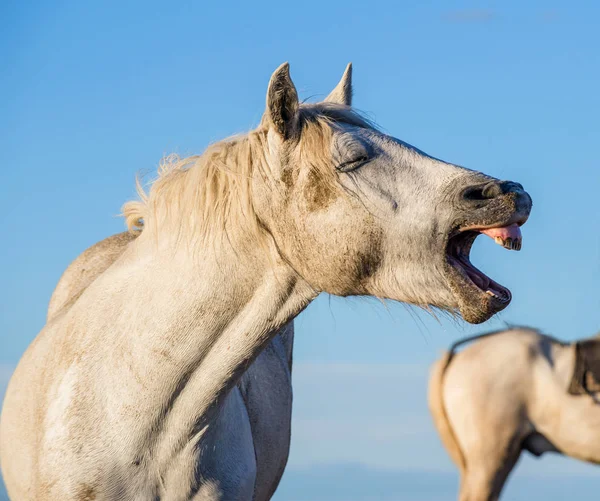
[446,223,523,306]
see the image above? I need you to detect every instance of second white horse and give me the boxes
[429,327,600,501]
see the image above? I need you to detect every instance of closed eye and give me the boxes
[337,155,369,173]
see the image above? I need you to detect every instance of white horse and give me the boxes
[429,327,600,501]
[0,63,532,500]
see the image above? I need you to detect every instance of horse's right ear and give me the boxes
[324,63,353,106]
[265,62,299,140]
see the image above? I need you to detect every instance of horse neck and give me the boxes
[101,228,315,455]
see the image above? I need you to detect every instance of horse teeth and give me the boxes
[493,236,522,251]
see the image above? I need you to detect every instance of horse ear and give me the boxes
[324,63,353,106]
[265,62,299,140]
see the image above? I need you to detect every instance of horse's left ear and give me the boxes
[265,62,299,140]
[324,63,353,106]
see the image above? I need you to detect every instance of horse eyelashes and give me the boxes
[337,155,369,173]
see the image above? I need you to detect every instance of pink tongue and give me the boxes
[480,223,521,240]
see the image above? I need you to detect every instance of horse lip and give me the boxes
[449,188,532,239]
[444,261,512,324]
[446,188,532,243]
[458,211,530,233]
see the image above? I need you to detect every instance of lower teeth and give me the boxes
[485,289,508,301]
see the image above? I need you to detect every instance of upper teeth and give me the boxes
[494,236,522,251]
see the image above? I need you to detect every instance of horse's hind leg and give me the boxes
[457,434,523,501]
[459,467,497,501]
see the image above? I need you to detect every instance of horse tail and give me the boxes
[428,328,515,473]
[428,348,466,473]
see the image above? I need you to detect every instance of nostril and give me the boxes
[462,180,524,202]
[462,182,500,201]
[481,182,504,199]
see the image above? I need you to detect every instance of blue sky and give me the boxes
[1,1,599,499]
